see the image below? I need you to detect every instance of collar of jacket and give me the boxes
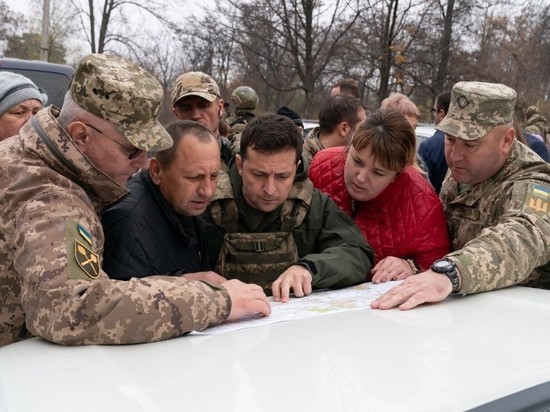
[20,106,128,209]
[140,170,200,247]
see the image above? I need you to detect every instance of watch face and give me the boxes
[433,260,452,271]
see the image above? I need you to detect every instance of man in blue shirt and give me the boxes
[418,91,451,194]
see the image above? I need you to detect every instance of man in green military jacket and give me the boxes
[204,114,374,302]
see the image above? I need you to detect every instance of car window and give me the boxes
[0,59,74,108]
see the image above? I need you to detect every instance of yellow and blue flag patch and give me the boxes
[524,183,550,217]
[77,223,93,245]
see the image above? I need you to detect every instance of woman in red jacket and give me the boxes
[309,108,449,283]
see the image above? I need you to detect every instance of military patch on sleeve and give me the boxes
[66,219,100,280]
[523,183,550,217]
[74,240,100,279]
[77,223,93,245]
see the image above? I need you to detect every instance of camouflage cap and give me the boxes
[171,72,220,106]
[436,81,516,141]
[71,54,172,151]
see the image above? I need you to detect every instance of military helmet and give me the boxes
[231,86,258,110]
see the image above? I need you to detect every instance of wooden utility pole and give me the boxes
[40,0,50,61]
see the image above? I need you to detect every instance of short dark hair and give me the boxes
[319,94,364,134]
[240,114,303,163]
[332,78,360,99]
[351,108,416,172]
[152,120,215,168]
[435,91,451,113]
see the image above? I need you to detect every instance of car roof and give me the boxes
[0,58,74,108]
[1,285,549,411]
[416,123,436,149]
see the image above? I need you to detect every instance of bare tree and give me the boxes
[172,13,240,97]
[432,0,456,95]
[216,0,361,117]
[68,0,174,54]
[130,31,186,124]
[339,0,433,106]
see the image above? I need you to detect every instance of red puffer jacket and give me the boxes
[309,147,449,275]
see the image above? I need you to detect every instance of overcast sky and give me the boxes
[10,0,32,16]
[6,0,214,62]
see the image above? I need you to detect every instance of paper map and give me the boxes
[194,280,401,335]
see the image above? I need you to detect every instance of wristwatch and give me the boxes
[431,258,460,293]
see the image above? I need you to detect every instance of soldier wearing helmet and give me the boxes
[226,86,258,153]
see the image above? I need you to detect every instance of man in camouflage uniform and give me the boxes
[204,114,374,302]
[0,54,270,348]
[524,105,548,139]
[372,81,550,310]
[226,86,258,134]
[302,94,366,170]
[171,71,232,171]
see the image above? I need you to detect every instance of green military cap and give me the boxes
[171,71,220,106]
[436,81,516,141]
[71,54,172,152]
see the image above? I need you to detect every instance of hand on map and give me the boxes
[371,256,414,283]
[223,279,271,320]
[272,264,313,303]
[371,271,452,310]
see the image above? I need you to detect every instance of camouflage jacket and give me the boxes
[0,107,231,348]
[226,110,255,130]
[524,113,547,138]
[203,161,375,290]
[225,111,256,155]
[302,127,324,171]
[441,140,550,294]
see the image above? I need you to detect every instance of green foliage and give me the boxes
[3,32,67,63]
[0,0,23,45]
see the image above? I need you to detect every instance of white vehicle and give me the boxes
[1,284,549,411]
[302,118,319,137]
[416,123,436,149]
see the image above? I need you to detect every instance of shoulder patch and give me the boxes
[77,223,93,245]
[66,218,100,280]
[523,183,550,217]
[74,240,100,279]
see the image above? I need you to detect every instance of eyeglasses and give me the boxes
[84,123,142,160]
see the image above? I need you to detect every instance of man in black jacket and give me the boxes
[101,120,226,283]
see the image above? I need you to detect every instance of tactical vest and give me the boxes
[209,172,314,292]
[228,112,255,128]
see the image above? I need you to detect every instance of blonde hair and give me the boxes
[380,93,419,119]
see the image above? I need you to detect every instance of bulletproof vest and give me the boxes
[209,172,313,292]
